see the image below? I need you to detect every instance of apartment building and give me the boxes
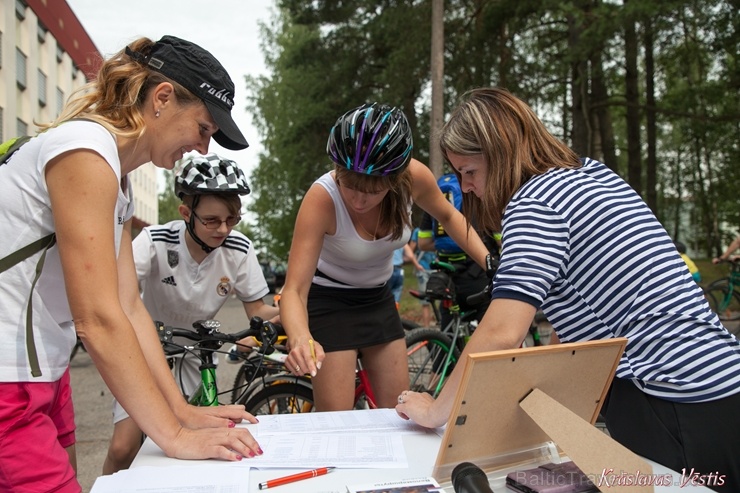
[0,0,158,229]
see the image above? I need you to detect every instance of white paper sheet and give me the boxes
[90,465,249,493]
[248,432,408,469]
[248,408,431,436]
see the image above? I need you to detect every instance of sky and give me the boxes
[65,0,275,194]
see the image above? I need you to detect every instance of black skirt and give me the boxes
[307,282,404,352]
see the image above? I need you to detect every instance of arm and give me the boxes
[403,243,423,271]
[280,183,333,376]
[409,160,488,266]
[714,235,740,264]
[48,150,259,461]
[396,297,535,427]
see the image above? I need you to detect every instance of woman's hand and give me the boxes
[165,426,263,461]
[395,390,447,429]
[285,335,324,377]
[176,403,258,429]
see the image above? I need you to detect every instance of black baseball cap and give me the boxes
[128,35,249,150]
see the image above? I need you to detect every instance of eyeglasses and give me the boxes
[191,211,241,229]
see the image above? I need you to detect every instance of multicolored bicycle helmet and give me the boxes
[326,103,413,176]
[175,153,250,198]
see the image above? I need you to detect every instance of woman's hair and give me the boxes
[39,37,201,139]
[439,87,581,232]
[334,165,413,240]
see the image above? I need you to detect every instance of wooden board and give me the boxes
[433,338,627,482]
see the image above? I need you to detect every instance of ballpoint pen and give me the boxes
[258,466,335,490]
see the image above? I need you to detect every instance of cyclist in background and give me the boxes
[280,103,489,412]
[0,35,261,491]
[397,87,740,492]
[103,153,279,474]
[674,240,701,283]
[713,234,740,264]
[409,227,436,327]
[417,173,496,329]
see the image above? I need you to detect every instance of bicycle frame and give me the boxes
[354,357,378,409]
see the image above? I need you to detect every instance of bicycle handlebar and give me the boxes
[156,316,281,356]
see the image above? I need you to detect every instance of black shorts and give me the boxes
[307,282,404,352]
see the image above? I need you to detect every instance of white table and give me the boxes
[128,410,715,493]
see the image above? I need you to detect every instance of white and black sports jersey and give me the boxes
[134,221,269,329]
[492,158,740,403]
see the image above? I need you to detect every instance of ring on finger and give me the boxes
[295,365,301,372]
[397,394,404,404]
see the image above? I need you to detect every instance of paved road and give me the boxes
[71,295,252,492]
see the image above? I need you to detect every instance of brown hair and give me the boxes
[334,165,413,240]
[40,37,201,139]
[439,87,581,232]
[181,194,242,217]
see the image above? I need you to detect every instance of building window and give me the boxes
[17,118,27,137]
[56,45,64,64]
[38,70,47,107]
[15,0,26,21]
[37,23,47,44]
[16,48,27,90]
[56,87,65,116]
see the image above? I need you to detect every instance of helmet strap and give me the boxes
[184,195,218,254]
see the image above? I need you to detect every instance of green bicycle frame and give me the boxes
[190,363,219,406]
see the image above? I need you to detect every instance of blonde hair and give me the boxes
[334,165,412,240]
[439,87,580,232]
[40,37,201,139]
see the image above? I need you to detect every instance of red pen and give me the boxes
[258,467,336,490]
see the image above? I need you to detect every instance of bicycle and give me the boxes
[703,259,740,322]
[405,261,489,397]
[157,316,281,407]
[234,349,381,414]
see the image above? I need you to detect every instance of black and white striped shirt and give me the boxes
[492,158,740,402]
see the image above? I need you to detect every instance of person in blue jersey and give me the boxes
[103,153,279,474]
[396,88,740,492]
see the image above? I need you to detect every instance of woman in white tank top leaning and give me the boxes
[279,103,490,411]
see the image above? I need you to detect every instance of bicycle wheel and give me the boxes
[402,318,421,331]
[704,280,740,321]
[244,382,315,415]
[405,328,460,397]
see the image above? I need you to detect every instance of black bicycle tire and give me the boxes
[405,328,460,397]
[704,281,740,321]
[402,318,421,331]
[231,363,252,404]
[244,382,315,415]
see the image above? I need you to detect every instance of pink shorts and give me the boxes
[0,368,80,492]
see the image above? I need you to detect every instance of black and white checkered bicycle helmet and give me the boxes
[326,103,413,176]
[175,153,250,198]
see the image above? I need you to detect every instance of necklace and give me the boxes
[354,203,382,240]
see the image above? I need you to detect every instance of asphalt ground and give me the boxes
[71,295,250,493]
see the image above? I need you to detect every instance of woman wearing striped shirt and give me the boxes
[396,87,740,491]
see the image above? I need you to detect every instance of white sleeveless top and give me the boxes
[313,172,410,288]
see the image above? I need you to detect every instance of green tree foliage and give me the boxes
[245,0,739,259]
[158,170,181,224]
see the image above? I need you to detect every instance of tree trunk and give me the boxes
[624,0,642,195]
[591,51,618,171]
[644,17,658,215]
[429,0,445,178]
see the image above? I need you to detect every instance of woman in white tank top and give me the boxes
[280,103,489,411]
